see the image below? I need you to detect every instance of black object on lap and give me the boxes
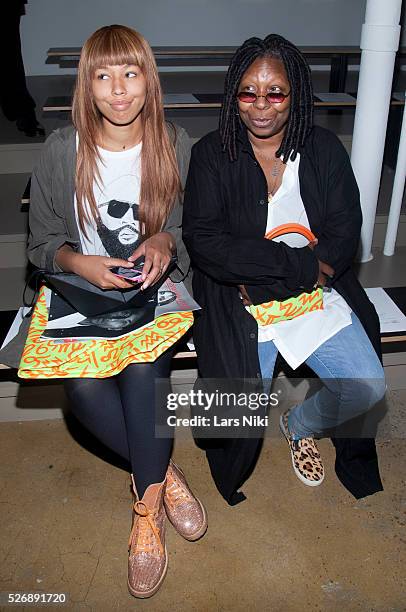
[43,256,178,318]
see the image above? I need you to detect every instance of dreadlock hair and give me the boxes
[219,34,313,162]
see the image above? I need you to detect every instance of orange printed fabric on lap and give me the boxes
[18,285,193,379]
[249,287,323,326]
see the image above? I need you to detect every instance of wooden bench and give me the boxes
[46,45,406,93]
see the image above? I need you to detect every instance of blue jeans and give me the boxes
[258,312,386,438]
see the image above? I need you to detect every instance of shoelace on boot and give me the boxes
[165,477,192,509]
[128,500,164,556]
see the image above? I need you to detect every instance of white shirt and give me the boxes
[253,153,352,370]
[74,141,142,260]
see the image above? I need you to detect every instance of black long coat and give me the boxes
[183,125,383,505]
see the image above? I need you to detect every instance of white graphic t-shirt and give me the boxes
[75,141,142,260]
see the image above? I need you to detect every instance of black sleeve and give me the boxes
[183,141,318,291]
[313,134,362,280]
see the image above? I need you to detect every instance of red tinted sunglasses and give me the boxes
[237,90,291,104]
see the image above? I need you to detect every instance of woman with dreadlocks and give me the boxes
[183,35,385,504]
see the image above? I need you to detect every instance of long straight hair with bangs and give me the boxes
[72,24,181,238]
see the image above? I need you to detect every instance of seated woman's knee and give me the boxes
[344,373,386,414]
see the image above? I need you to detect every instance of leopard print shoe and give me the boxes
[279,410,324,487]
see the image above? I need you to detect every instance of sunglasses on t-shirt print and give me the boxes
[99,199,139,221]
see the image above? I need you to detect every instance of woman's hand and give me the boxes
[74,255,137,290]
[307,238,334,287]
[128,232,175,290]
[55,246,135,290]
[317,260,335,287]
[238,284,253,306]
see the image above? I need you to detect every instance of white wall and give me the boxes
[20,0,379,76]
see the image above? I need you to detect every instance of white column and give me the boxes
[350,0,402,262]
[383,92,406,256]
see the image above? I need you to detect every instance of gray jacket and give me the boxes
[0,122,192,368]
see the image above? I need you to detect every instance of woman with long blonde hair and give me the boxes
[22,25,207,598]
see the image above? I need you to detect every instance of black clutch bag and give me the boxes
[42,256,178,317]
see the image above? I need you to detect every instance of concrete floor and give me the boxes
[0,417,405,611]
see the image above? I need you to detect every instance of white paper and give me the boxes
[365,287,406,333]
[0,306,31,350]
[186,338,195,351]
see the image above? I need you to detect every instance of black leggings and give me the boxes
[64,352,173,497]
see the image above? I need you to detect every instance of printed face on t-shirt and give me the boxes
[96,174,141,259]
[99,198,139,241]
[97,198,140,259]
